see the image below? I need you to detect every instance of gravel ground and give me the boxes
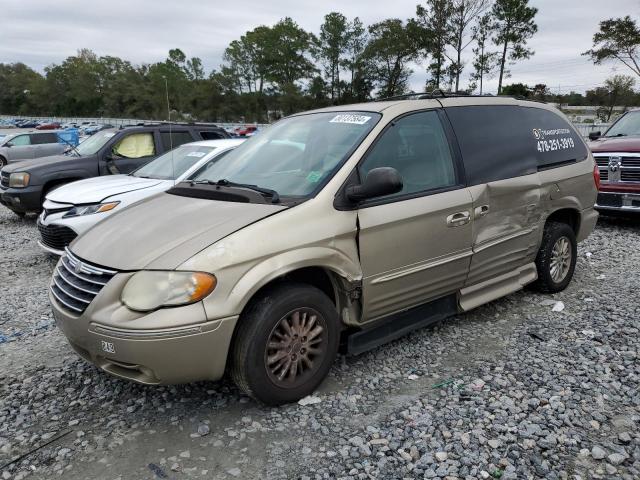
[0,205,638,480]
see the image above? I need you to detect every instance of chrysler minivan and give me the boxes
[49,96,599,404]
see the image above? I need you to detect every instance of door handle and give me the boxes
[446,211,471,227]
[474,204,490,218]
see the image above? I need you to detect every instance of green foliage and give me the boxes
[491,0,538,94]
[584,16,640,77]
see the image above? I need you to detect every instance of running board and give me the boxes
[346,295,458,356]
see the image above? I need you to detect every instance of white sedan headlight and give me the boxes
[121,271,217,312]
[63,201,119,218]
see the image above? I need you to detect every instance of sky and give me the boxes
[0,0,637,95]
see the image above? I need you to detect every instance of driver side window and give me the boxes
[113,133,155,159]
[9,135,30,146]
[358,111,456,200]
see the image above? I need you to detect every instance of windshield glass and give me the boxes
[605,111,640,137]
[75,130,117,155]
[190,111,380,197]
[132,145,215,180]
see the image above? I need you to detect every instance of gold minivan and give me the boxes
[49,96,599,404]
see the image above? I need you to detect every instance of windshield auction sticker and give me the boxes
[532,128,575,153]
[330,114,371,125]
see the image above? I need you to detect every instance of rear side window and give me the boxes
[160,131,195,151]
[30,133,57,145]
[445,105,537,185]
[200,130,224,140]
[522,107,588,169]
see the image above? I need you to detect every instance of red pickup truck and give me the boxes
[588,108,640,214]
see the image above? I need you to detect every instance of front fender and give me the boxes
[201,246,362,321]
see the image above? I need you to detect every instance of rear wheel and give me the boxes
[532,221,577,293]
[230,283,340,405]
[0,156,6,168]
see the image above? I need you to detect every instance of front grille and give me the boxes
[594,154,640,183]
[37,221,78,251]
[50,249,116,314]
[1,171,9,188]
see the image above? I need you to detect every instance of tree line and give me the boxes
[0,3,638,123]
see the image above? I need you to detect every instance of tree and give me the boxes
[470,12,500,94]
[491,0,538,94]
[344,17,372,101]
[449,0,491,91]
[501,82,530,97]
[316,12,350,101]
[584,16,640,78]
[413,0,454,89]
[602,75,636,121]
[365,19,418,98]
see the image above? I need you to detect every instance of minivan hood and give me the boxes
[70,192,286,270]
[47,175,165,204]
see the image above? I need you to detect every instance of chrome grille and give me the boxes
[0,171,9,188]
[594,154,640,183]
[50,249,116,314]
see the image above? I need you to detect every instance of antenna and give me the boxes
[162,76,175,185]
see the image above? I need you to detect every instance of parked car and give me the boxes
[83,124,113,136]
[0,131,70,167]
[48,96,598,404]
[0,123,230,217]
[36,121,61,130]
[16,120,39,128]
[37,138,244,254]
[589,108,640,214]
[235,125,258,137]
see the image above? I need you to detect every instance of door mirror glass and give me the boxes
[588,131,601,141]
[346,167,403,202]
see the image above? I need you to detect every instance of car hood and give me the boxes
[589,136,640,153]
[47,175,166,204]
[1,153,81,173]
[70,192,287,270]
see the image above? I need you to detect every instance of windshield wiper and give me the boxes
[189,179,280,203]
[604,133,627,138]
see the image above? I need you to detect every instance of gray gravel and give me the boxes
[0,205,639,480]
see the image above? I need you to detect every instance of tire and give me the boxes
[13,211,26,218]
[230,282,340,405]
[0,156,6,168]
[531,221,577,293]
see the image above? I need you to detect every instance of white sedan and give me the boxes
[37,138,244,255]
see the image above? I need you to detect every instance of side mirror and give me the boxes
[588,131,601,141]
[346,167,403,202]
[5,143,12,148]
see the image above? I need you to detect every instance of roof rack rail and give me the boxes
[376,89,496,102]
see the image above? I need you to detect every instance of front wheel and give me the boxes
[0,156,7,168]
[230,283,340,405]
[532,222,577,293]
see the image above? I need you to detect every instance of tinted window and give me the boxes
[522,107,588,168]
[160,131,195,151]
[30,133,57,145]
[359,111,457,199]
[445,105,537,185]
[8,134,30,146]
[200,131,224,140]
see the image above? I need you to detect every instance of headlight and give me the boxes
[121,271,217,312]
[63,201,119,218]
[9,172,30,188]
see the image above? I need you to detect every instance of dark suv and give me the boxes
[0,123,229,216]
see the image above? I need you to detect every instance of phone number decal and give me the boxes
[536,137,575,153]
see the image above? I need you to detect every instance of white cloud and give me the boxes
[0,0,637,94]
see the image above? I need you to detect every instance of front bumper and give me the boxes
[0,185,43,213]
[49,264,239,385]
[596,191,640,213]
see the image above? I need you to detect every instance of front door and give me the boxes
[105,131,158,174]
[356,110,474,322]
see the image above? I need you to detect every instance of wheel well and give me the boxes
[254,267,338,308]
[546,208,580,234]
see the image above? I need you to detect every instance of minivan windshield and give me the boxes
[189,111,380,198]
[74,129,117,156]
[132,145,215,180]
[605,111,640,137]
